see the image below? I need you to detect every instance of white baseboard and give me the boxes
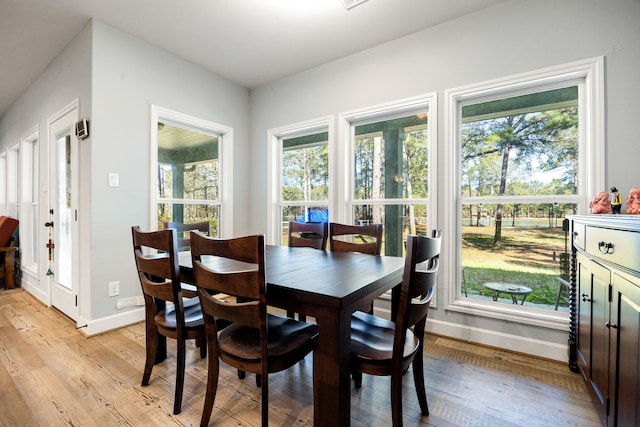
[21,281,49,305]
[425,318,568,362]
[78,308,145,336]
[373,306,568,362]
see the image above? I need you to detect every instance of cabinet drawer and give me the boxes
[586,225,640,272]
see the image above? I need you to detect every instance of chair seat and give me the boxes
[219,314,318,366]
[155,297,205,329]
[350,311,419,364]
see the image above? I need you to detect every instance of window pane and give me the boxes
[352,203,429,257]
[280,205,328,246]
[157,203,219,237]
[282,133,328,202]
[354,114,428,200]
[461,202,575,311]
[461,87,578,198]
[157,123,219,201]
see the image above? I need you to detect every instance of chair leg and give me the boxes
[412,356,429,416]
[261,372,268,427]
[352,370,363,389]
[198,332,207,359]
[173,339,186,415]
[237,369,246,379]
[200,351,220,427]
[256,374,262,388]
[391,372,404,427]
[142,322,158,386]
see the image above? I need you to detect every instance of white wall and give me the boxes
[86,20,251,327]
[0,22,92,303]
[248,0,640,359]
[0,20,251,334]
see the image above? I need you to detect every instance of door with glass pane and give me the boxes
[49,106,78,321]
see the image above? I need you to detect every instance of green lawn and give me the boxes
[462,222,570,307]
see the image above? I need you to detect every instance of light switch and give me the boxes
[108,172,120,187]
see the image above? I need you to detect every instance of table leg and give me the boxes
[313,309,351,427]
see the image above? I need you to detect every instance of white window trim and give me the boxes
[20,125,39,277]
[150,105,234,237]
[443,57,605,329]
[267,116,334,246]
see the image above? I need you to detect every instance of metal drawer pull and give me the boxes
[598,241,614,254]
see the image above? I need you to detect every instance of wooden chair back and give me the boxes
[396,230,441,351]
[190,232,266,330]
[132,226,182,305]
[163,220,210,250]
[329,222,382,255]
[288,221,328,250]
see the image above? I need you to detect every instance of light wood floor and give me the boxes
[0,288,601,427]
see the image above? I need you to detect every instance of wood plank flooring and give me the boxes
[0,288,601,426]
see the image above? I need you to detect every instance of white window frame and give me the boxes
[150,105,234,237]
[7,143,20,220]
[0,154,6,215]
[267,116,334,246]
[339,94,438,235]
[20,126,39,276]
[443,57,605,329]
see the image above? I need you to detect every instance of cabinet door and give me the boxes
[610,272,640,427]
[577,254,610,420]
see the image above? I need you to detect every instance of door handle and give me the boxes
[44,221,54,228]
[581,293,591,302]
[605,321,618,329]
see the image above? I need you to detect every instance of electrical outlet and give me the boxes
[108,281,120,297]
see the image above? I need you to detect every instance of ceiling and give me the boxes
[0,0,506,118]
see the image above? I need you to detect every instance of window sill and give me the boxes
[445,297,569,331]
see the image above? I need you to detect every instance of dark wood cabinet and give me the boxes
[569,215,640,427]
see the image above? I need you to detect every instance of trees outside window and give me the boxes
[279,128,329,245]
[348,98,435,257]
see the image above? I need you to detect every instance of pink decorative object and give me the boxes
[589,191,611,214]
[627,188,640,214]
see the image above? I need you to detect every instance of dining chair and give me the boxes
[287,221,328,321]
[163,220,210,250]
[350,230,441,427]
[288,221,328,250]
[131,226,207,415]
[329,222,383,313]
[329,222,382,255]
[189,232,319,427]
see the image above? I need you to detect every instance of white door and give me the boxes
[48,104,79,321]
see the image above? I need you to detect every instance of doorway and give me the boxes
[47,101,79,321]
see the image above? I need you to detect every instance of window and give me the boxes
[342,96,436,257]
[268,118,331,246]
[444,58,604,324]
[151,106,233,237]
[7,144,19,219]
[21,128,39,275]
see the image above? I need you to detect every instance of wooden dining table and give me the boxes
[179,244,405,426]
